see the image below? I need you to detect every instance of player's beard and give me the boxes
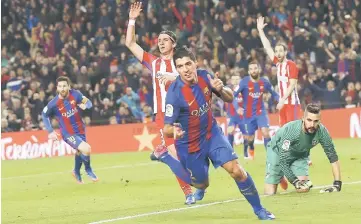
[59,90,69,98]
[250,72,259,80]
[303,122,317,134]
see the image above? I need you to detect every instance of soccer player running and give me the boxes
[257,16,303,190]
[233,62,279,160]
[42,77,98,184]
[264,103,342,195]
[125,2,194,204]
[226,75,248,159]
[154,46,275,220]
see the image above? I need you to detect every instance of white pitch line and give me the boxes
[2,162,159,180]
[88,180,361,224]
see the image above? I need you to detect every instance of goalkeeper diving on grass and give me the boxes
[264,103,342,195]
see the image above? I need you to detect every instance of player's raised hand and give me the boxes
[49,131,60,141]
[207,73,224,92]
[173,123,185,139]
[293,179,313,193]
[129,2,142,20]
[257,17,267,30]
[158,74,176,85]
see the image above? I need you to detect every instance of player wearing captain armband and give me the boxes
[264,103,342,195]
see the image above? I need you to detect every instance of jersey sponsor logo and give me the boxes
[61,108,78,118]
[249,92,263,98]
[204,87,210,96]
[191,100,211,117]
[312,139,318,146]
[165,104,173,117]
[282,140,290,151]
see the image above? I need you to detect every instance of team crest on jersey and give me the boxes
[282,140,290,151]
[204,87,210,96]
[70,100,76,105]
[260,85,264,91]
[312,139,318,146]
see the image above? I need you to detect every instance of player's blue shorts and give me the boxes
[63,134,86,149]
[177,125,238,184]
[244,115,269,135]
[228,117,247,134]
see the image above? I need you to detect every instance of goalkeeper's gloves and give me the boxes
[320,180,342,193]
[292,179,313,193]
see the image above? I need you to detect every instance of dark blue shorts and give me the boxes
[244,115,269,135]
[228,117,247,134]
[177,126,238,184]
[63,134,86,149]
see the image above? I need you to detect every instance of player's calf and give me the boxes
[222,159,247,181]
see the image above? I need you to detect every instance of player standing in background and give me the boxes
[226,75,249,159]
[42,77,98,184]
[264,103,342,195]
[233,62,279,160]
[125,2,194,204]
[154,47,275,220]
[256,17,301,126]
[257,16,302,190]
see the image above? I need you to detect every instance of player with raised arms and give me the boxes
[153,46,275,220]
[233,62,279,160]
[125,2,194,204]
[42,76,98,184]
[264,103,342,195]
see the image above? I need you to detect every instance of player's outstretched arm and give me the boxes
[125,2,145,62]
[257,17,275,60]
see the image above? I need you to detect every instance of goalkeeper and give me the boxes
[264,103,341,195]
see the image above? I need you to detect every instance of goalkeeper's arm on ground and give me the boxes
[319,125,342,192]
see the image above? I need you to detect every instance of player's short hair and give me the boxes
[56,76,71,85]
[173,46,196,65]
[275,43,288,51]
[159,30,177,43]
[305,103,321,114]
[248,61,260,68]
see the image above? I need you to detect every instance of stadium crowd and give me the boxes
[1,0,361,132]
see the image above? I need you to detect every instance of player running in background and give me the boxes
[154,47,275,220]
[42,76,98,184]
[125,2,194,204]
[264,103,341,195]
[226,75,249,159]
[233,62,279,160]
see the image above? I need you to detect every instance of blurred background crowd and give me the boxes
[1,0,361,132]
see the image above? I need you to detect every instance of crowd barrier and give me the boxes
[1,108,360,160]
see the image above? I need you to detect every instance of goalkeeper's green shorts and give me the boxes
[265,146,309,184]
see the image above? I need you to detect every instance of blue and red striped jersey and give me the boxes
[43,89,86,138]
[164,69,218,153]
[233,76,279,118]
[226,85,243,119]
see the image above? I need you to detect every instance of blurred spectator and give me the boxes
[1,0,360,133]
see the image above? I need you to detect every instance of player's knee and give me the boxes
[262,130,270,138]
[79,144,91,155]
[248,139,255,146]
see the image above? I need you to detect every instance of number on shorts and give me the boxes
[67,136,76,144]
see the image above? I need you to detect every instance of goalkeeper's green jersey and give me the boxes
[269,119,338,183]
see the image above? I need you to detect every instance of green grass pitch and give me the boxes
[2,138,361,224]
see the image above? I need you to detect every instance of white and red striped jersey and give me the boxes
[142,52,179,114]
[273,56,300,105]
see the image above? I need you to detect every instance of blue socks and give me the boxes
[228,134,234,147]
[74,153,82,171]
[243,139,249,157]
[264,138,271,149]
[80,154,91,170]
[159,153,192,185]
[235,173,263,213]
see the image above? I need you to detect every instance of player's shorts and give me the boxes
[244,115,269,135]
[177,125,238,185]
[63,134,86,149]
[228,117,246,134]
[155,112,174,146]
[279,104,302,126]
[265,146,309,184]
